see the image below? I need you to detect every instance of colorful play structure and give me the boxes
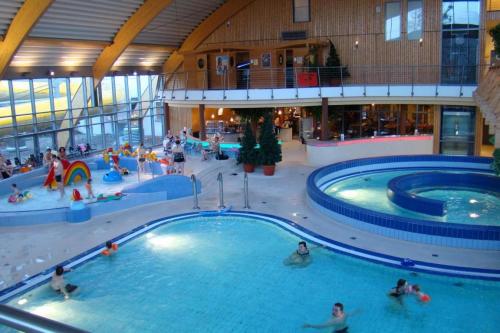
[44,160,91,189]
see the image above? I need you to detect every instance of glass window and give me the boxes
[12,80,32,116]
[293,0,310,22]
[142,115,154,147]
[0,137,16,160]
[128,75,139,102]
[114,76,127,104]
[378,105,400,136]
[33,79,51,127]
[101,77,113,105]
[414,105,434,134]
[140,75,150,101]
[118,120,130,145]
[407,0,423,40]
[385,2,401,41]
[51,78,69,111]
[37,133,54,152]
[0,81,11,135]
[360,105,378,137]
[85,77,94,107]
[18,136,34,163]
[69,77,84,109]
[442,0,480,30]
[342,107,361,139]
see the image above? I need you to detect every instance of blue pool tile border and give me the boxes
[1,210,499,304]
[307,155,500,246]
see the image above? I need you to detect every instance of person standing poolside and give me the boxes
[85,178,95,199]
[58,147,67,160]
[303,303,349,333]
[172,139,186,175]
[53,156,65,199]
[136,143,146,173]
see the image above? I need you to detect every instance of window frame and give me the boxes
[385,1,402,41]
[407,0,423,40]
[293,0,311,23]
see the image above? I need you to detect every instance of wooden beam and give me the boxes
[163,0,256,75]
[0,0,54,79]
[93,0,174,88]
[23,37,176,52]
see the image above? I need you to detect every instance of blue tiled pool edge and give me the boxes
[307,155,500,250]
[1,210,499,304]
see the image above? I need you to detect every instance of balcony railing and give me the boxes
[165,65,483,93]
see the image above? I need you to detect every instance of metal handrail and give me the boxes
[217,171,225,209]
[191,174,200,210]
[164,65,485,94]
[243,172,250,209]
[0,304,89,333]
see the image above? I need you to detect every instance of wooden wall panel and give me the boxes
[202,0,443,70]
[169,106,192,136]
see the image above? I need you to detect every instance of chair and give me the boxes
[14,157,21,166]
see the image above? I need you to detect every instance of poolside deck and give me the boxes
[1,141,499,290]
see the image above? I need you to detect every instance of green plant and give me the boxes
[492,148,500,176]
[234,108,268,135]
[237,121,259,165]
[324,39,350,79]
[490,23,500,56]
[258,112,282,165]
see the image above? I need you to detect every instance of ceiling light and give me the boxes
[218,108,224,116]
[133,71,138,76]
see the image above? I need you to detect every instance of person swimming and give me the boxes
[303,302,350,333]
[389,278,408,298]
[51,266,78,299]
[283,241,311,267]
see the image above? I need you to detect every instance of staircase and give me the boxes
[474,66,500,147]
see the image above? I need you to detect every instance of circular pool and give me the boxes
[307,155,500,250]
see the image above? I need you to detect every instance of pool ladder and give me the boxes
[191,172,250,210]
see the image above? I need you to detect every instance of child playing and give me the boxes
[85,178,95,199]
[10,184,23,202]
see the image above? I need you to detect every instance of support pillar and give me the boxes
[163,102,170,135]
[321,97,329,141]
[199,104,206,141]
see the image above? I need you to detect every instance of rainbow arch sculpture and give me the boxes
[63,161,91,185]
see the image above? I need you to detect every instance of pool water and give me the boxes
[3,216,500,332]
[0,170,153,212]
[324,169,500,226]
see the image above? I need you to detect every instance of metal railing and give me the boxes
[0,304,89,333]
[165,65,485,94]
[191,174,200,210]
[217,172,225,209]
[243,172,250,209]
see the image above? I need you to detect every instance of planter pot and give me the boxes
[243,163,255,173]
[262,165,275,176]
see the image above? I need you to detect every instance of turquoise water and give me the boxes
[324,170,500,226]
[3,216,500,332]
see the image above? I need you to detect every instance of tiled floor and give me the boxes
[1,141,499,290]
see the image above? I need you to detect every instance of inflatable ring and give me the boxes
[420,294,431,302]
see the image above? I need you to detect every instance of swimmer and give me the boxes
[11,183,23,200]
[283,241,311,267]
[389,278,408,298]
[51,266,77,299]
[303,302,350,333]
[101,241,118,256]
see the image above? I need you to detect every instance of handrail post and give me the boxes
[184,72,189,100]
[217,172,225,209]
[246,67,250,99]
[191,174,200,210]
[270,68,274,99]
[223,69,227,99]
[411,65,415,96]
[294,67,299,98]
[340,65,344,97]
[459,65,465,97]
[202,70,206,99]
[243,172,250,209]
[171,73,176,99]
[317,66,321,97]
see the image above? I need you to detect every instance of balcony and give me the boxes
[163,65,479,107]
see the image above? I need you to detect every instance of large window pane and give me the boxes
[293,0,310,22]
[103,115,117,147]
[140,75,150,101]
[378,105,400,136]
[18,136,34,163]
[407,0,423,40]
[142,115,154,146]
[128,75,139,103]
[69,77,84,109]
[115,76,127,104]
[38,133,54,153]
[385,2,401,41]
[12,80,32,126]
[101,77,113,105]
[441,30,478,84]
[73,126,88,147]
[361,105,378,137]
[0,137,16,160]
[442,0,480,29]
[342,107,361,139]
[51,78,69,111]
[118,120,130,145]
[0,81,11,133]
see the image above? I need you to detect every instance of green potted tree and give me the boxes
[490,23,500,65]
[258,112,282,176]
[238,121,259,173]
[321,39,350,86]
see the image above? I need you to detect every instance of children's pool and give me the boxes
[0,170,153,212]
[324,169,500,226]
[3,215,499,332]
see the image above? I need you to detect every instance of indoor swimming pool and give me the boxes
[2,215,499,332]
